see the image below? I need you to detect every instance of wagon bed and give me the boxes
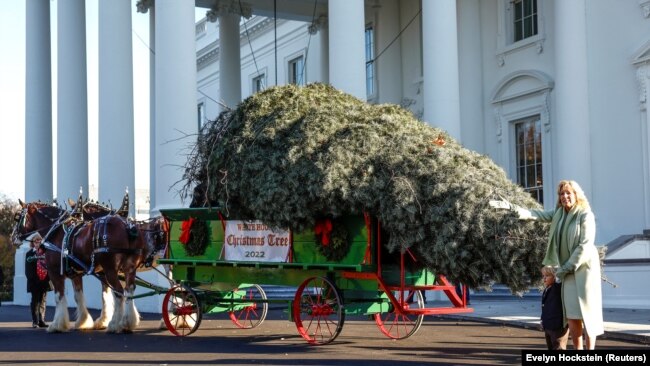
[158,208,472,344]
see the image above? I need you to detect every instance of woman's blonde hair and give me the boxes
[556,180,590,210]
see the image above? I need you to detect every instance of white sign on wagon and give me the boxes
[223,220,291,262]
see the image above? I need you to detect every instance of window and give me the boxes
[513,0,537,42]
[288,56,305,86]
[365,25,375,97]
[197,102,206,129]
[514,116,543,203]
[252,74,265,93]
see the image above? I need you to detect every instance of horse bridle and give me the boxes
[12,205,69,243]
[138,216,170,267]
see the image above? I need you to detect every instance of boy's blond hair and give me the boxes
[541,265,557,276]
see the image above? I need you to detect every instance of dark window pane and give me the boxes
[527,165,536,187]
[514,115,543,204]
[524,17,533,38]
[524,0,532,15]
[514,1,522,21]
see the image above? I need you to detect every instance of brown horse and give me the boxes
[12,201,147,333]
[91,214,170,330]
[52,197,168,331]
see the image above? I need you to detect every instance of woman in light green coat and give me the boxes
[490,180,604,349]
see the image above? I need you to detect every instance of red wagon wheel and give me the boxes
[374,289,424,339]
[229,284,268,329]
[162,284,202,336]
[293,276,345,345]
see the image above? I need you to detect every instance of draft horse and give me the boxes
[91,213,170,330]
[68,197,170,330]
[12,201,147,333]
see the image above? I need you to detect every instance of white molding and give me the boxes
[136,0,152,14]
[634,41,650,227]
[491,70,554,103]
[284,48,308,85]
[491,70,555,208]
[196,17,289,71]
[495,0,546,67]
[640,0,650,18]
[206,0,252,22]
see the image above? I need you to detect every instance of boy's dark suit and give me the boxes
[541,282,569,350]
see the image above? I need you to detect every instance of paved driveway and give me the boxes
[0,305,646,365]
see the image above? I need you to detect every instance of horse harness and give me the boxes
[38,213,143,277]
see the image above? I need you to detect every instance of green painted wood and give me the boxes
[163,209,373,266]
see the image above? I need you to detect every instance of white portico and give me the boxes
[18,0,650,311]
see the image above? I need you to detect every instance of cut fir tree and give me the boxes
[180,83,548,294]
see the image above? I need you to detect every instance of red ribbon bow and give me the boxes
[179,217,196,245]
[314,219,333,246]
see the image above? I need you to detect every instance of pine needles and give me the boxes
[181,83,549,293]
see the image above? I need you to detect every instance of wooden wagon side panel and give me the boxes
[292,215,371,265]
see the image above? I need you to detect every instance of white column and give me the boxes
[57,0,88,202]
[149,6,157,213]
[457,0,483,151]
[98,0,135,214]
[554,0,592,194]
[422,0,461,141]
[375,0,401,104]
[328,0,365,100]
[25,0,53,202]
[319,20,329,84]
[219,12,242,111]
[152,1,197,213]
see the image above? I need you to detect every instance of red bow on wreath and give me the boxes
[179,217,196,245]
[314,218,333,246]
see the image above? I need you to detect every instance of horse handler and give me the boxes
[24,232,53,328]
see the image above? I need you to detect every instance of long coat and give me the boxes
[520,205,604,337]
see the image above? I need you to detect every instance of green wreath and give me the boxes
[183,219,211,257]
[315,219,351,262]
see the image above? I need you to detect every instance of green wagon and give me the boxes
[158,208,472,345]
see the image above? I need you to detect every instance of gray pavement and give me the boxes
[435,297,650,344]
[3,297,649,345]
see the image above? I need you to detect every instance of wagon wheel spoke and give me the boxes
[162,284,202,336]
[374,290,424,340]
[229,284,268,329]
[293,276,345,345]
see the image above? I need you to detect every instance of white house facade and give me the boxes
[16,0,650,312]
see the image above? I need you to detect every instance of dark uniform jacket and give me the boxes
[541,282,564,330]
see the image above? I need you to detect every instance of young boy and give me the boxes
[541,265,569,350]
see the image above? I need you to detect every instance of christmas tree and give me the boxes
[181,83,548,294]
